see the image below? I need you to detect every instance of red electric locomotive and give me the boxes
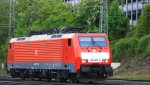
[7,33,113,82]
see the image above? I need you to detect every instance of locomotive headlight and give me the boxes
[93,49,96,52]
[102,59,108,63]
[106,60,108,63]
[82,59,88,63]
[82,60,86,63]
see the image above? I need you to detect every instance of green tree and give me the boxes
[134,4,150,38]
[76,0,100,32]
[108,1,129,40]
[14,0,76,37]
[0,0,9,43]
[0,0,9,61]
[76,0,129,39]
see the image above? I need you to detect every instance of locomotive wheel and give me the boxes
[11,73,16,78]
[78,78,105,84]
[30,76,34,81]
[56,78,62,82]
[21,72,25,80]
[38,77,41,81]
[21,76,25,80]
[10,70,16,78]
[69,74,78,83]
[47,78,51,81]
[78,79,89,84]
[59,78,67,82]
[68,79,78,83]
[78,78,96,84]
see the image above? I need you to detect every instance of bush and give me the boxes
[0,40,8,62]
[145,43,150,57]
[113,38,138,62]
[137,35,150,57]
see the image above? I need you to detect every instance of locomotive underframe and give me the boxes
[8,64,112,82]
[78,64,113,78]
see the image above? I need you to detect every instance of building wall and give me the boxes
[122,0,150,26]
[63,0,80,5]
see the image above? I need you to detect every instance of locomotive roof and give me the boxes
[10,33,106,43]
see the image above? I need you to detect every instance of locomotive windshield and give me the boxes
[79,37,93,47]
[79,37,107,47]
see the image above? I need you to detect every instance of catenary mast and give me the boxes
[99,0,108,34]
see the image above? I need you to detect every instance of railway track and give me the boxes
[0,76,150,85]
[0,76,105,85]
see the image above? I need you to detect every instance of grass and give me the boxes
[123,74,150,80]
[113,74,150,80]
[113,58,150,80]
[0,69,7,75]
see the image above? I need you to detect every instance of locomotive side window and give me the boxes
[93,37,107,47]
[79,37,93,47]
[68,39,71,47]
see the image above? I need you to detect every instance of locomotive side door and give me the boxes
[9,43,13,64]
[67,38,71,62]
[7,43,14,70]
[65,39,71,67]
[62,38,73,71]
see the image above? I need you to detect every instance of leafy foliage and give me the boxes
[113,38,138,62]
[76,0,100,32]
[0,0,9,61]
[108,1,129,40]
[76,0,129,37]
[0,0,130,61]
[112,4,150,62]
[134,4,150,38]
[137,35,150,57]
[0,0,9,43]
[15,0,76,37]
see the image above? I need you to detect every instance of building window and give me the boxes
[63,0,73,2]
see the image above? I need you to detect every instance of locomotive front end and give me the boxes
[77,34,113,79]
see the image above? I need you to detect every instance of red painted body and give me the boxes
[7,33,112,73]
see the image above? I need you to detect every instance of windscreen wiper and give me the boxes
[93,42,102,49]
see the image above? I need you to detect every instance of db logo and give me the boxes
[35,50,38,55]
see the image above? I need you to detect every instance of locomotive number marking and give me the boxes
[35,50,38,55]
[90,59,101,62]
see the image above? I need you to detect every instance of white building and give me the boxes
[63,0,80,5]
[64,0,150,26]
[121,0,150,25]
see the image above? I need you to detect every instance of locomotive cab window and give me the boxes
[79,37,93,47]
[93,37,107,47]
[79,36,107,47]
[68,39,71,47]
